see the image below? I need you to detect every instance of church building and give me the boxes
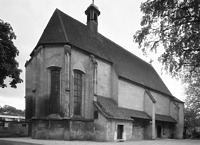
[25,3,184,141]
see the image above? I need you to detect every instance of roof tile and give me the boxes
[33,9,183,102]
[155,114,177,123]
[94,96,151,121]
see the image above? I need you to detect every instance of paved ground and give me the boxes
[0,137,199,145]
[0,140,40,145]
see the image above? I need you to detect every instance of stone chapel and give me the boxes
[25,3,184,141]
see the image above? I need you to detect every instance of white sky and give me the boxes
[0,0,185,110]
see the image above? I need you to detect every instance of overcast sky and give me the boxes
[0,0,185,110]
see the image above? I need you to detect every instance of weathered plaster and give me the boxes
[118,79,144,111]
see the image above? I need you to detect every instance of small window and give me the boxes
[94,110,98,119]
[4,122,9,128]
[22,123,27,127]
[0,121,4,126]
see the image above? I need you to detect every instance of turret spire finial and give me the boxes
[85,0,100,33]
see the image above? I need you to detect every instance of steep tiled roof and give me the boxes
[155,114,177,123]
[94,96,150,121]
[36,9,68,45]
[33,9,182,100]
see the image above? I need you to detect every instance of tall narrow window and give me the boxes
[50,68,60,114]
[87,13,90,22]
[94,13,97,23]
[74,70,83,116]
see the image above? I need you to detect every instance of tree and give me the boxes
[0,19,22,88]
[133,0,200,82]
[185,87,200,124]
[184,80,200,138]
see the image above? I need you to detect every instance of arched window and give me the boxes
[73,70,83,116]
[49,67,61,114]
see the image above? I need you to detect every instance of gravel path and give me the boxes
[0,137,199,145]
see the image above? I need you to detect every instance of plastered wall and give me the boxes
[96,58,112,98]
[118,79,144,111]
[151,91,170,115]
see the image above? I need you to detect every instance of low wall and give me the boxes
[0,121,28,137]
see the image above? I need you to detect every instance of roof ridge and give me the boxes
[56,8,87,29]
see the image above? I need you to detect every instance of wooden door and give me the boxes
[157,125,162,138]
[117,125,124,139]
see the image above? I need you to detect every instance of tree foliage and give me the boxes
[0,105,25,116]
[0,19,22,88]
[134,0,200,81]
[184,79,200,127]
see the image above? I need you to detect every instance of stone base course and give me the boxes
[0,138,199,145]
